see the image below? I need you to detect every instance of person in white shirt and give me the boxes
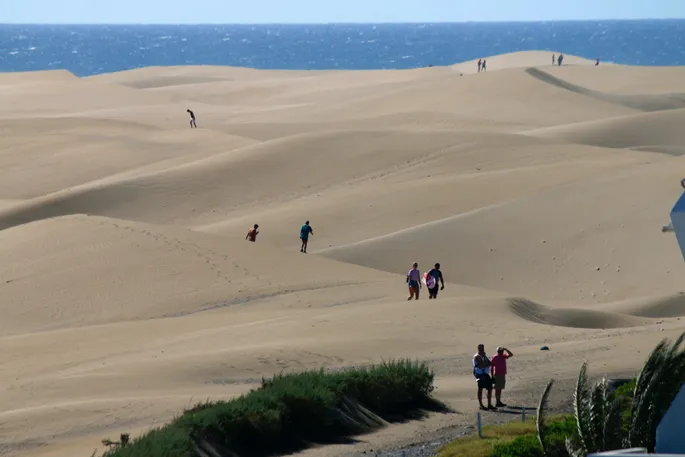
[473,344,496,410]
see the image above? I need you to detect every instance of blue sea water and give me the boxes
[1,20,684,77]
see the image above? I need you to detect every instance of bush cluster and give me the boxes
[105,359,439,457]
[490,416,577,457]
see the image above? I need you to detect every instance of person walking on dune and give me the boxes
[407,262,421,300]
[473,344,496,410]
[187,109,197,128]
[477,59,482,72]
[426,263,445,299]
[300,220,314,253]
[491,346,513,407]
[246,224,259,242]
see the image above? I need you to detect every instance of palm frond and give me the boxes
[537,378,555,457]
[565,435,587,457]
[587,378,607,452]
[602,393,629,451]
[573,362,591,454]
[643,341,685,452]
[629,332,685,452]
[629,338,669,447]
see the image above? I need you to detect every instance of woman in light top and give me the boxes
[406,262,421,300]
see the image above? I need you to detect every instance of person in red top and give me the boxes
[490,346,514,407]
[246,224,259,242]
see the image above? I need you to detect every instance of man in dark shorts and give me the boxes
[246,224,259,242]
[473,344,496,410]
[300,220,313,253]
[427,263,445,299]
[187,109,197,128]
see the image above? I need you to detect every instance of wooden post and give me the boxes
[477,411,483,438]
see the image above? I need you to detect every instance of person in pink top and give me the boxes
[406,262,421,300]
[490,346,514,407]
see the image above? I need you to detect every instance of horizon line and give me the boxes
[1,17,685,26]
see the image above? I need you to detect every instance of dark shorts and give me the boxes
[409,280,420,289]
[495,374,506,390]
[476,374,493,390]
[429,286,439,296]
[300,236,308,242]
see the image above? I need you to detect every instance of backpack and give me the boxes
[473,354,490,378]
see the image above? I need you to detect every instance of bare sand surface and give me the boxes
[1,51,685,457]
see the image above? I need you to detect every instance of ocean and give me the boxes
[1,20,684,77]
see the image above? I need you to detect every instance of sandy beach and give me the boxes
[1,50,685,456]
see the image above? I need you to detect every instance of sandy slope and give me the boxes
[1,51,685,457]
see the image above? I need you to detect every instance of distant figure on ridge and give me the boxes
[552,53,556,65]
[557,53,564,66]
[187,109,197,128]
[425,263,445,299]
[300,220,314,253]
[407,262,421,300]
[595,58,600,66]
[481,59,487,72]
[246,224,259,242]
[477,59,482,72]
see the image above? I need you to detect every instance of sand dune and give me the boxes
[1,50,685,457]
[0,214,407,335]
[597,292,685,318]
[451,51,598,74]
[526,67,685,112]
[320,156,685,304]
[543,64,685,95]
[508,298,652,329]
[524,108,685,154]
[0,78,179,118]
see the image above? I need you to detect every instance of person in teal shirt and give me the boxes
[300,220,314,253]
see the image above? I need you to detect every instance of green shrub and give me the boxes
[491,416,576,457]
[103,426,193,457]
[490,434,545,457]
[104,359,439,457]
[614,378,636,401]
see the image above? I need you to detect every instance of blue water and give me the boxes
[1,20,684,77]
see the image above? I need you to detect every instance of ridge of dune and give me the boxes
[0,129,539,231]
[319,156,685,304]
[0,69,78,83]
[525,67,685,112]
[451,50,599,74]
[0,78,183,117]
[596,292,685,318]
[0,118,256,199]
[522,107,685,154]
[0,214,406,335]
[542,64,685,95]
[507,298,652,329]
[84,64,330,87]
[215,65,638,127]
